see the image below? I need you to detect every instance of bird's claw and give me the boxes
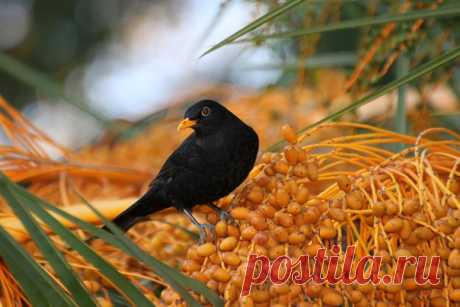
[198,223,216,244]
[219,210,238,227]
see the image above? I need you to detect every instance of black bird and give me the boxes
[104,100,259,243]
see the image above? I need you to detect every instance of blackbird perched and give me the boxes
[104,100,259,243]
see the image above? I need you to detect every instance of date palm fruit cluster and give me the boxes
[159,124,460,307]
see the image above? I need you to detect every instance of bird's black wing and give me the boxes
[152,135,207,182]
[149,134,213,205]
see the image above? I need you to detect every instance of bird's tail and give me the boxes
[102,203,146,233]
[84,190,168,245]
[102,189,168,234]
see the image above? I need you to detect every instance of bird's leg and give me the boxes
[182,208,215,244]
[206,203,237,226]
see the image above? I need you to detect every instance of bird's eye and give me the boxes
[201,106,211,117]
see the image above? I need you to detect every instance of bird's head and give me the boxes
[177,100,234,136]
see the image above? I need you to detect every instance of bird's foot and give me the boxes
[219,210,238,227]
[207,203,238,227]
[198,223,216,244]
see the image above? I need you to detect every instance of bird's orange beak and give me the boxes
[177,118,197,131]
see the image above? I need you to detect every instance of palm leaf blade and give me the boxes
[0,173,155,307]
[0,183,96,307]
[201,0,304,57]
[2,174,223,306]
[237,4,460,43]
[0,227,76,306]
